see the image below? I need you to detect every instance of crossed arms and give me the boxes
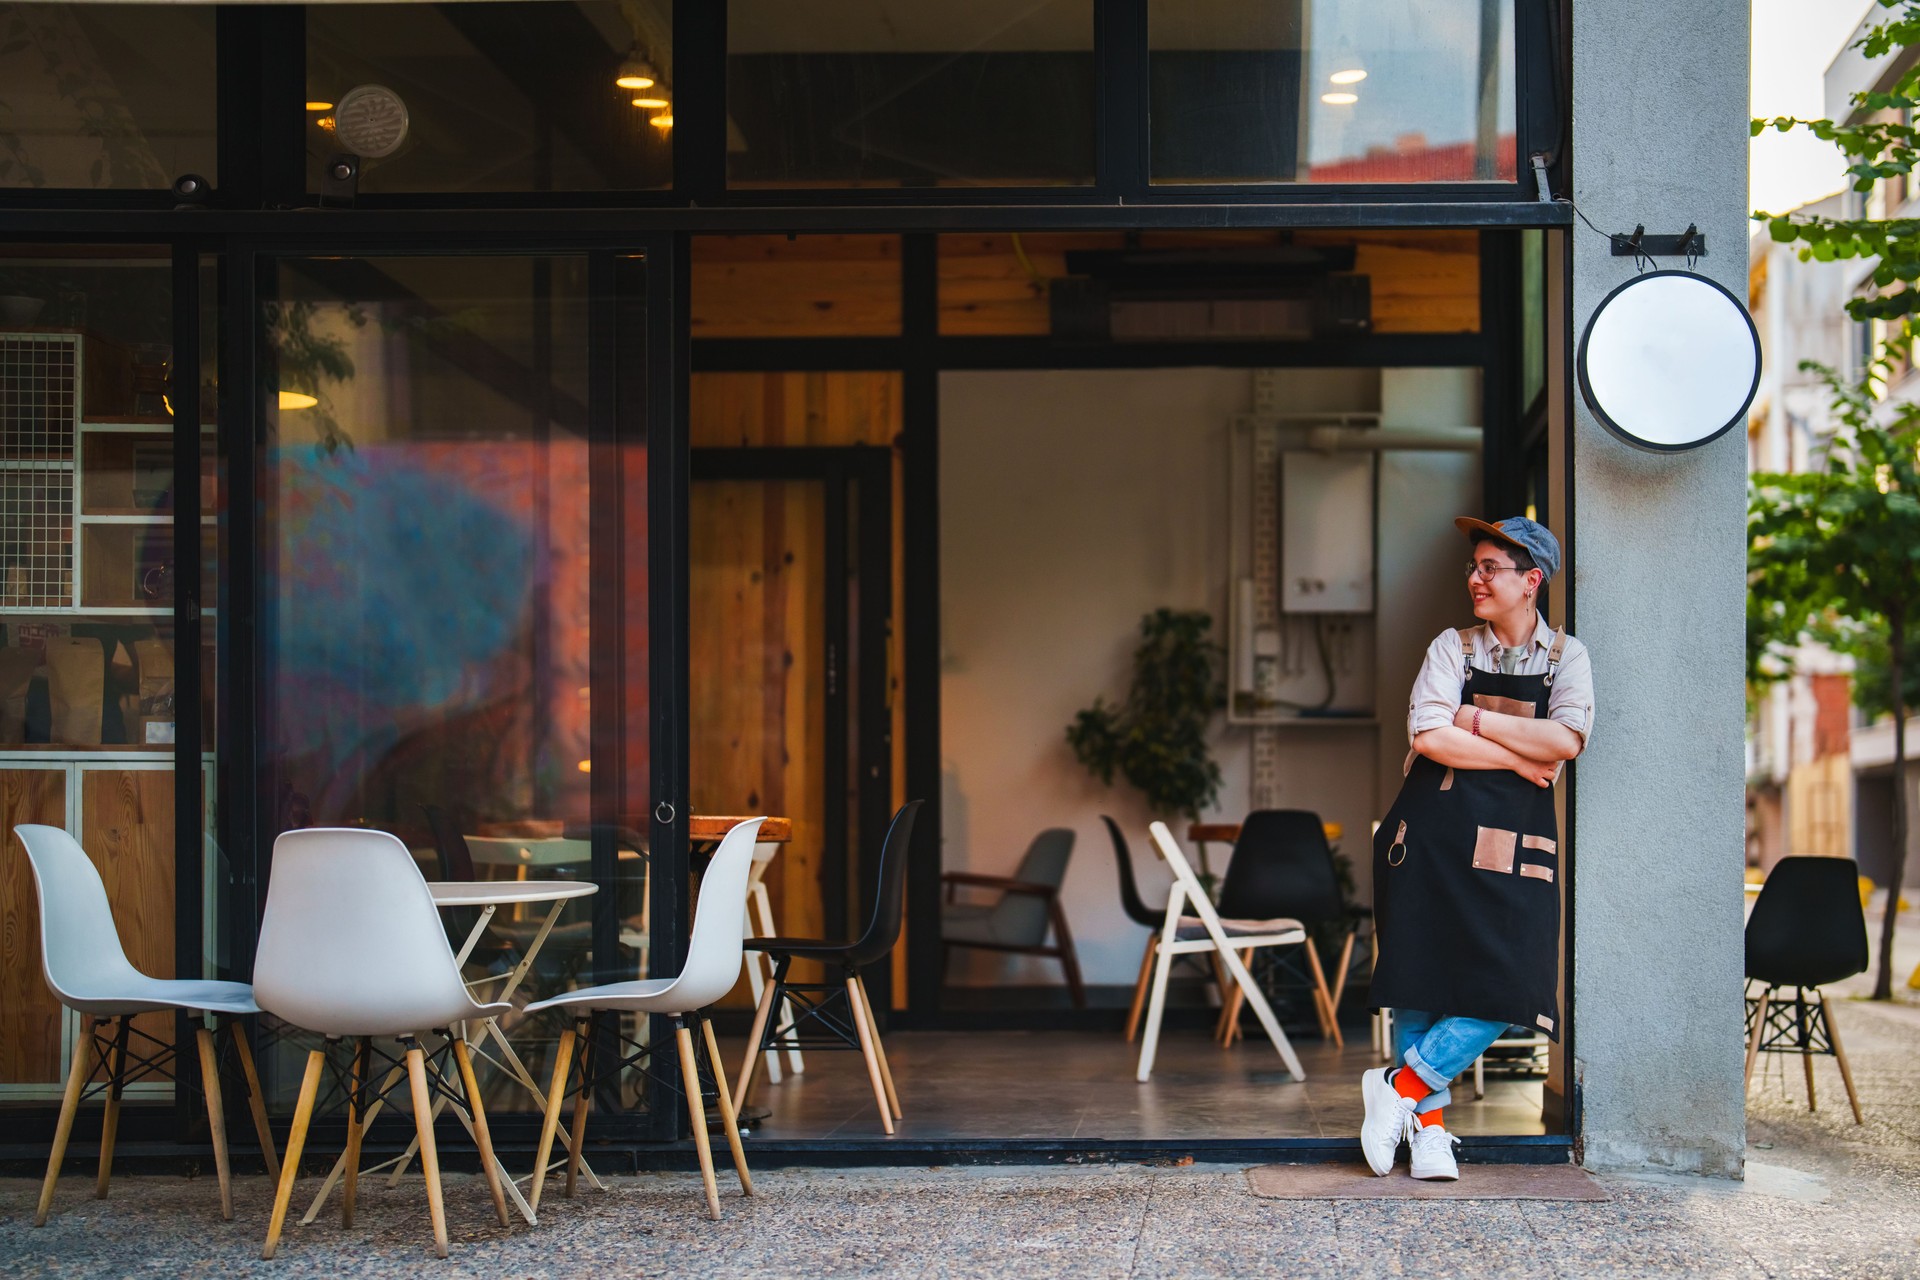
[1412,708,1585,789]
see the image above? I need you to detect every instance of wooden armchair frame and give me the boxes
[941,871,1087,1008]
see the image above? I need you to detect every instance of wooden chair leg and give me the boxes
[404,1043,450,1259]
[1124,935,1156,1042]
[698,1015,755,1197]
[453,1038,511,1228]
[1800,991,1819,1112]
[1744,987,1772,1092]
[1220,983,1248,1047]
[674,1022,723,1220]
[194,1026,234,1221]
[1329,928,1357,1016]
[230,1020,280,1182]
[342,1038,369,1228]
[96,1017,129,1199]
[1819,989,1865,1125]
[262,1048,326,1260]
[1303,939,1344,1048]
[846,976,895,1135]
[1052,911,1087,1009]
[733,980,777,1116]
[34,1014,95,1227]
[853,976,902,1121]
[528,1024,578,1216]
[565,1016,595,1198]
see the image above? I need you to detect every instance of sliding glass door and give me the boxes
[243,245,678,1133]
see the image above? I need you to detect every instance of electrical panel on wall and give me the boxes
[1226,399,1380,726]
[1281,451,1374,614]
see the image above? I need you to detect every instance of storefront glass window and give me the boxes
[0,5,217,189]
[726,0,1096,188]
[1149,0,1517,185]
[260,254,638,1112]
[306,2,672,194]
[1,246,203,1099]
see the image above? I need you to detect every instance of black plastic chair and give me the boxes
[1213,810,1353,1046]
[1104,816,1181,1042]
[736,800,921,1134]
[1745,856,1869,1122]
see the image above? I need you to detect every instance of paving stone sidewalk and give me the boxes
[3,979,1915,1278]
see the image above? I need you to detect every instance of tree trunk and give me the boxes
[1875,614,1908,1000]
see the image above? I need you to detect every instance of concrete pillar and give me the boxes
[1569,0,1750,1176]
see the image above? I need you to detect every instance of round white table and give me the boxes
[301,880,599,1227]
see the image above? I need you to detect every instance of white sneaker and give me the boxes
[1359,1068,1417,1176]
[1408,1120,1461,1180]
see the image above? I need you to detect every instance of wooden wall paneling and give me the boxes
[936,230,1481,336]
[690,372,902,448]
[1,768,70,1084]
[80,768,176,1058]
[689,480,829,997]
[691,235,903,338]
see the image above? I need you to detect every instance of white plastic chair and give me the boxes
[526,817,764,1221]
[1135,821,1308,1084]
[253,827,516,1261]
[13,824,279,1227]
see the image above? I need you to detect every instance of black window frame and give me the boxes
[0,1,1565,214]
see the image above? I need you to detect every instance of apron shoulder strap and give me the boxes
[1459,626,1477,679]
[1545,628,1568,687]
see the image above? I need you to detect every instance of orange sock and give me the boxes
[1417,1108,1446,1129]
[1392,1067,1431,1104]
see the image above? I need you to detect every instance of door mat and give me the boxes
[1246,1163,1610,1201]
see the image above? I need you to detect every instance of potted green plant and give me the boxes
[1067,607,1226,891]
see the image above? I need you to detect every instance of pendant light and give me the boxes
[616,46,658,90]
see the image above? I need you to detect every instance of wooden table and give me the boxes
[689,815,792,845]
[1188,821,1344,846]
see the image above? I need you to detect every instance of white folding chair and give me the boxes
[13,824,279,1227]
[525,817,764,1222]
[253,828,517,1261]
[742,837,803,1083]
[1135,821,1307,1084]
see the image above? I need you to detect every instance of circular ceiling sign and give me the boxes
[1576,269,1761,452]
[334,85,410,159]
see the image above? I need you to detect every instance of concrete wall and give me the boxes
[1570,0,1751,1176]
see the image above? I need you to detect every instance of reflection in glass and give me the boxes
[0,4,217,189]
[262,255,646,1111]
[727,0,1095,188]
[1150,0,1516,185]
[306,2,671,194]
[1,248,191,1099]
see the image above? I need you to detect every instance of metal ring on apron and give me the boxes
[1385,819,1408,867]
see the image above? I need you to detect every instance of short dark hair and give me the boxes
[1471,535,1536,574]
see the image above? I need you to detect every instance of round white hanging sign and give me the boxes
[1576,269,1761,452]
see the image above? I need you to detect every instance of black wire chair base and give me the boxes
[760,978,868,1056]
[1746,987,1835,1057]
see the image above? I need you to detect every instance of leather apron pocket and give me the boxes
[1471,826,1517,873]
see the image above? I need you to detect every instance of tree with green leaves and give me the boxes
[1749,371,1920,1000]
[1751,0,1920,999]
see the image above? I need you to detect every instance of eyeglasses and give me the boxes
[1465,560,1528,581]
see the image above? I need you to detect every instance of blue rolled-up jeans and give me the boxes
[1392,1009,1510,1114]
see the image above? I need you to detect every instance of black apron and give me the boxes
[1370,627,1567,1041]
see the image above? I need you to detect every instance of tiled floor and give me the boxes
[727,1028,1550,1141]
